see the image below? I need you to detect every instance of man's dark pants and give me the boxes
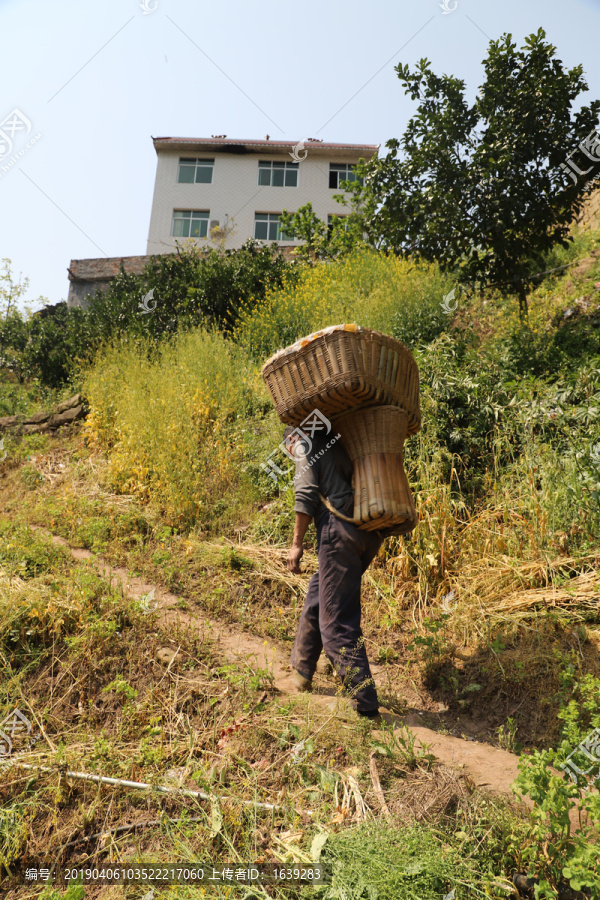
[290,511,383,713]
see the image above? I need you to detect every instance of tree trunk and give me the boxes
[517,282,529,322]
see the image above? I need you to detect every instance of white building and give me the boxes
[146,137,379,254]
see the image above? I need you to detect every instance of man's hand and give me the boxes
[287,544,303,574]
[288,512,312,573]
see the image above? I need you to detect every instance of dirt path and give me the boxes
[34,528,535,809]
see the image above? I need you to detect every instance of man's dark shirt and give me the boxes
[293,431,354,523]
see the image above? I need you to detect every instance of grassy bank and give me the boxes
[9,237,595,747]
[2,235,600,896]
[235,248,454,358]
[0,519,528,899]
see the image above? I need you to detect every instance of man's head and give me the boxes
[282,425,298,456]
[282,425,309,460]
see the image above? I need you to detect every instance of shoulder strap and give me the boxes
[318,492,358,524]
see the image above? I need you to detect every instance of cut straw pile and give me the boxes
[452,554,600,621]
[488,570,600,617]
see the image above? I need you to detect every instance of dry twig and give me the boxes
[369,751,391,820]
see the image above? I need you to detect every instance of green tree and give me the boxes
[72,239,297,345]
[356,29,600,317]
[0,259,47,382]
[23,303,88,387]
[279,191,377,262]
[0,311,31,383]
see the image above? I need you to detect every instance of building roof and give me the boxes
[68,256,152,283]
[152,137,379,158]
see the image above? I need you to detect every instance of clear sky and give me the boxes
[1,0,599,310]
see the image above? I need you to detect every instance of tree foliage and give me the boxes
[282,30,599,316]
[359,29,600,314]
[279,193,378,262]
[0,259,46,381]
[84,239,295,341]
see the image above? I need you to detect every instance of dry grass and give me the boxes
[452,553,600,618]
[26,445,137,511]
[199,537,315,599]
[488,569,600,617]
[385,763,474,823]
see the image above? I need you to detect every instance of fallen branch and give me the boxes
[369,751,392,820]
[9,761,312,816]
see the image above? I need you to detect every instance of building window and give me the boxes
[258,160,299,187]
[254,213,293,241]
[172,210,210,238]
[329,163,362,189]
[178,158,214,184]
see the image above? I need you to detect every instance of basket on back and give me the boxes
[261,324,421,436]
[332,406,417,533]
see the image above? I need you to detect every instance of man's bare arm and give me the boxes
[287,512,312,573]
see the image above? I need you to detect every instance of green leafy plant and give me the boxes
[371,723,435,769]
[406,617,451,666]
[220,547,254,571]
[102,675,138,701]
[512,674,600,897]
[496,717,519,753]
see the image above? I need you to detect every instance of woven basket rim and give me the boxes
[261,324,415,376]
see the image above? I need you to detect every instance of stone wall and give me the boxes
[578,186,600,231]
[0,394,87,436]
[67,278,112,309]
[67,256,153,309]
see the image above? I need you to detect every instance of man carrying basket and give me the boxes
[284,426,383,719]
[261,324,420,721]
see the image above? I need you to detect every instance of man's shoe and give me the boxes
[291,669,312,692]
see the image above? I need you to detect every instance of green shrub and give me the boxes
[512,674,600,899]
[236,248,455,359]
[12,242,298,388]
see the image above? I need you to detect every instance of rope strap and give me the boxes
[318,493,417,538]
[318,492,359,524]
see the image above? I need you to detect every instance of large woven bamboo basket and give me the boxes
[333,405,417,532]
[261,324,421,436]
